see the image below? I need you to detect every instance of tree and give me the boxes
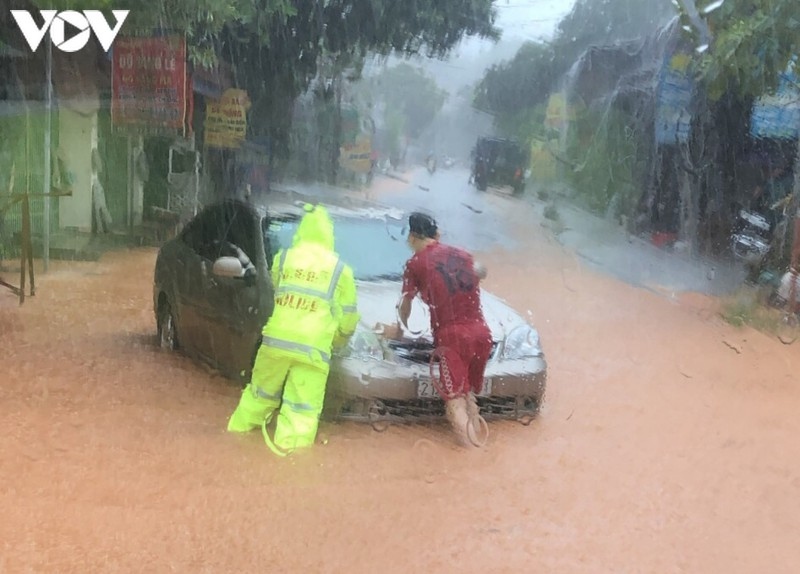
[369,63,448,139]
[551,0,675,73]
[679,0,800,268]
[31,0,295,68]
[473,41,556,122]
[474,0,675,137]
[223,0,497,182]
[686,0,798,100]
[31,0,498,184]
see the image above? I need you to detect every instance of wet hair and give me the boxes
[408,212,438,239]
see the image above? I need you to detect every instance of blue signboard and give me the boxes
[751,60,800,140]
[655,52,693,145]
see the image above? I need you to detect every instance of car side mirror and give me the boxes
[212,256,246,279]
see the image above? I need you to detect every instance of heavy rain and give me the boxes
[2,0,800,571]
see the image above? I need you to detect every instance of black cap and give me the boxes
[408,212,438,239]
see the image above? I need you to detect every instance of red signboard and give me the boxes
[111,35,188,132]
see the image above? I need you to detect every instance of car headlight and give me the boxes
[342,327,384,361]
[501,325,542,360]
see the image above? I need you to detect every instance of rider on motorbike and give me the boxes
[426,150,437,174]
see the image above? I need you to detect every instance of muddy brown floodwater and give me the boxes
[2,183,800,573]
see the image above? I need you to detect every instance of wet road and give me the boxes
[285,167,747,297]
[552,202,749,297]
[277,166,521,253]
[365,167,748,296]
[3,169,800,572]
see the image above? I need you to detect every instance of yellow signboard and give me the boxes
[545,92,584,131]
[530,138,558,183]
[545,93,568,130]
[205,89,251,149]
[339,134,373,174]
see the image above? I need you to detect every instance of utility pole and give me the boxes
[43,33,53,272]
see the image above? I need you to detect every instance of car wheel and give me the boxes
[158,300,179,351]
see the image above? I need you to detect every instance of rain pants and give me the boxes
[227,204,359,455]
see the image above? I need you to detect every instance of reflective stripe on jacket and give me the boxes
[262,204,359,363]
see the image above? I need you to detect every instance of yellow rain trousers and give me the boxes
[228,346,330,455]
[227,204,359,456]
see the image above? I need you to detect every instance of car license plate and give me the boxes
[416,378,438,399]
[416,378,492,399]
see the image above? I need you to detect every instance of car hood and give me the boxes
[354,280,530,342]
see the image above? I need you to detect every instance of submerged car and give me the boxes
[153,195,547,428]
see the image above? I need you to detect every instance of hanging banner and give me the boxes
[751,59,800,140]
[111,35,188,133]
[655,52,693,145]
[205,89,250,149]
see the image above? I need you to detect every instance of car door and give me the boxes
[203,204,266,377]
[171,208,219,359]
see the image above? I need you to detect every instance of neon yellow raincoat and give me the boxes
[227,204,359,455]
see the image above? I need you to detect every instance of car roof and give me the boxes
[205,192,406,223]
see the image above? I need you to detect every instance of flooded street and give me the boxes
[3,173,800,573]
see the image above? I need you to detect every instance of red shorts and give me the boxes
[431,323,493,400]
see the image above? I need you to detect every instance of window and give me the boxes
[262,214,300,269]
[181,202,258,266]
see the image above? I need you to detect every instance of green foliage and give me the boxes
[473,41,556,118]
[317,0,499,59]
[31,0,114,9]
[224,0,496,165]
[369,63,448,139]
[34,0,294,67]
[474,0,675,127]
[30,0,497,181]
[720,287,790,335]
[565,107,639,215]
[33,0,498,78]
[384,108,407,159]
[493,104,549,147]
[678,0,799,100]
[553,0,675,63]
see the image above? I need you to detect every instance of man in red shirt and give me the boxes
[383,212,492,447]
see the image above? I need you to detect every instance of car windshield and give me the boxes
[264,213,410,281]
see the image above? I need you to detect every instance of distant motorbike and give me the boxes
[426,154,437,174]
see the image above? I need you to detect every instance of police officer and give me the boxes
[227,204,359,456]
